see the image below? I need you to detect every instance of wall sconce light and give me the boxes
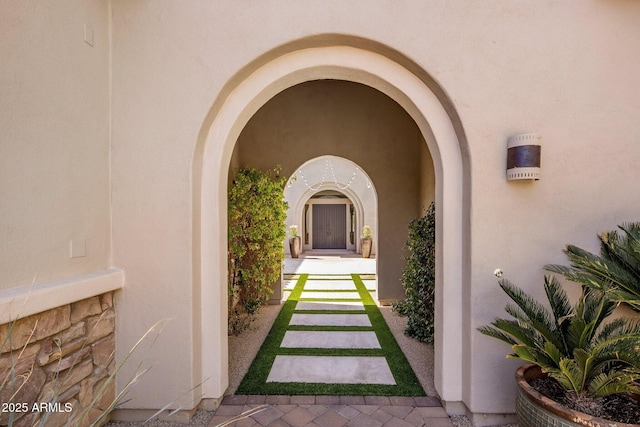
[506,133,541,181]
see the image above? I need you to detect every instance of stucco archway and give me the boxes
[284,155,377,256]
[194,40,469,412]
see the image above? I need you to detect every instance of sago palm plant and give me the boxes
[478,276,640,398]
[545,222,640,313]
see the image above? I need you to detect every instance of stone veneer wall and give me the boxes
[0,292,116,427]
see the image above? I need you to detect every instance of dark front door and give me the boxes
[312,204,347,249]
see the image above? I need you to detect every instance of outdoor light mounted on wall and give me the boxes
[506,133,541,181]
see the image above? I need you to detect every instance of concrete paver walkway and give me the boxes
[267,274,395,386]
[209,394,453,426]
[280,331,381,349]
[210,253,455,426]
[267,355,396,384]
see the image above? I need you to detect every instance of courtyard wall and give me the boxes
[1,1,640,423]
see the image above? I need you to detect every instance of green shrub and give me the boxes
[479,276,640,399]
[392,202,436,343]
[228,167,288,334]
[545,222,640,313]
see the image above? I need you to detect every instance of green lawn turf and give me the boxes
[235,274,426,396]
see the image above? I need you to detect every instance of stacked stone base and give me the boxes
[0,292,116,427]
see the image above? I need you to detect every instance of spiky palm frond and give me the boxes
[509,344,557,368]
[503,304,564,351]
[545,222,640,313]
[592,318,640,352]
[498,279,559,347]
[548,358,586,395]
[588,370,640,398]
[544,275,572,326]
[563,287,615,354]
[601,223,640,284]
[476,325,517,347]
[479,273,640,399]
[490,318,541,348]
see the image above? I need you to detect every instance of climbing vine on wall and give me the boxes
[228,166,288,335]
[392,202,436,343]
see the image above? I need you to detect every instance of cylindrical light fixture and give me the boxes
[506,133,541,181]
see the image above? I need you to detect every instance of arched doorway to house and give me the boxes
[195,38,470,414]
[284,156,377,258]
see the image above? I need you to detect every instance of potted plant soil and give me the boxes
[289,225,301,258]
[479,276,640,426]
[361,225,372,258]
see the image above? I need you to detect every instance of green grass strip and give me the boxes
[236,273,425,396]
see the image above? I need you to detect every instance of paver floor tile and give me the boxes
[264,419,291,427]
[223,395,249,405]
[389,397,416,406]
[381,416,414,427]
[346,413,384,427]
[289,396,316,405]
[295,301,364,311]
[337,405,361,420]
[406,407,449,417]
[403,409,432,426]
[214,405,246,416]
[234,417,261,427]
[300,291,361,300]
[371,408,394,424]
[380,405,413,419]
[303,280,356,290]
[207,414,234,426]
[313,410,349,427]
[281,407,316,427]
[289,313,371,327]
[340,396,365,406]
[306,404,331,416]
[267,355,395,384]
[349,404,380,415]
[251,406,285,426]
[314,396,340,405]
[413,396,441,407]
[364,396,391,406]
[266,396,291,405]
[275,405,297,414]
[280,331,380,349]
[419,418,454,427]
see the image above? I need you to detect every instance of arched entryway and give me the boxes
[194,39,470,413]
[284,156,377,257]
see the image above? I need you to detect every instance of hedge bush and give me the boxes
[228,166,288,334]
[392,202,436,343]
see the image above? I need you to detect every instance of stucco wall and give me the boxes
[0,0,111,290]
[109,0,640,417]
[236,80,424,301]
[3,0,640,422]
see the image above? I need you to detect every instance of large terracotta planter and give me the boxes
[289,236,300,258]
[361,237,372,258]
[516,364,639,427]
